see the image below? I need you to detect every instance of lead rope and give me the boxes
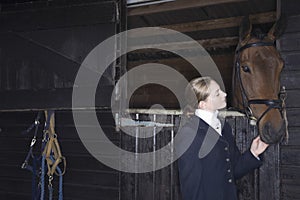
[280,86,289,144]
[41,110,52,200]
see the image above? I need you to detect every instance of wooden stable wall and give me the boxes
[0,1,126,200]
[0,0,122,110]
[279,0,300,199]
[0,1,299,200]
[0,110,120,200]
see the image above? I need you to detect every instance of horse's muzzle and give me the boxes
[261,121,286,144]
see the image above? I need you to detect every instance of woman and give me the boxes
[177,77,269,200]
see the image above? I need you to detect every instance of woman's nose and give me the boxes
[222,90,227,97]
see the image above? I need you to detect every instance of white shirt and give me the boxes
[195,109,222,136]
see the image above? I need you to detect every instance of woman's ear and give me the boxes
[198,101,206,109]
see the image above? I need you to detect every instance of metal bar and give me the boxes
[135,113,139,200]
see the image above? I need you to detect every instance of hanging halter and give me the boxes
[21,110,66,200]
[21,111,42,200]
[42,110,66,200]
[234,41,287,127]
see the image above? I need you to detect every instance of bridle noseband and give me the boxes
[235,41,286,126]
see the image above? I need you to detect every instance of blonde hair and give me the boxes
[181,77,212,121]
[185,76,212,109]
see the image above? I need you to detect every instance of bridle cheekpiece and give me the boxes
[234,41,287,126]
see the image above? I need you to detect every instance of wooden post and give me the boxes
[227,114,280,200]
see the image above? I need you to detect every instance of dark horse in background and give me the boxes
[232,16,288,144]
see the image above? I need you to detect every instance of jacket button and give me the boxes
[227,169,231,173]
[224,147,228,151]
[226,158,230,162]
[228,179,232,183]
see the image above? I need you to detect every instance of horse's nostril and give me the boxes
[261,122,286,144]
[263,122,271,134]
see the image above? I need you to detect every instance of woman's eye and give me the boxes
[242,65,251,73]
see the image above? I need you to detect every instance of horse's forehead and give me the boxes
[241,42,282,67]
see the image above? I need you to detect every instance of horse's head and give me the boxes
[232,16,287,144]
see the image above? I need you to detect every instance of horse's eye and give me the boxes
[242,65,251,73]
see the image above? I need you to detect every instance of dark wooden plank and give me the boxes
[137,172,155,200]
[64,169,119,188]
[0,111,44,127]
[0,165,119,188]
[155,166,172,200]
[0,86,113,111]
[284,90,300,108]
[281,165,300,185]
[286,108,300,127]
[128,0,245,16]
[281,147,300,166]
[281,71,300,90]
[281,51,300,71]
[234,116,258,200]
[0,152,35,167]
[0,178,119,200]
[0,138,120,156]
[155,128,172,200]
[0,110,116,127]
[281,183,300,200]
[0,178,32,199]
[172,161,183,200]
[281,0,300,17]
[0,1,116,31]
[0,192,31,200]
[120,172,136,200]
[285,15,300,33]
[0,27,116,85]
[57,110,115,126]
[63,184,119,200]
[280,32,300,52]
[136,126,155,199]
[259,144,280,200]
[0,151,117,172]
[120,126,137,200]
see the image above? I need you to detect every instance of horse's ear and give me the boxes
[239,16,252,45]
[267,15,286,41]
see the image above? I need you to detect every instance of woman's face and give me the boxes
[200,80,227,111]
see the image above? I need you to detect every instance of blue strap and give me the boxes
[48,184,53,200]
[40,155,46,200]
[58,167,64,200]
[22,112,42,169]
[20,112,42,200]
[49,155,64,200]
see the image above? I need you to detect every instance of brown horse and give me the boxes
[232,16,287,144]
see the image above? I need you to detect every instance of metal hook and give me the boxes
[30,137,36,147]
[280,86,287,101]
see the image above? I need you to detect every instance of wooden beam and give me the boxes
[128,0,246,16]
[128,12,276,38]
[127,36,239,52]
[163,11,276,33]
[0,1,116,31]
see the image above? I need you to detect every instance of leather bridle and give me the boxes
[234,41,287,126]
